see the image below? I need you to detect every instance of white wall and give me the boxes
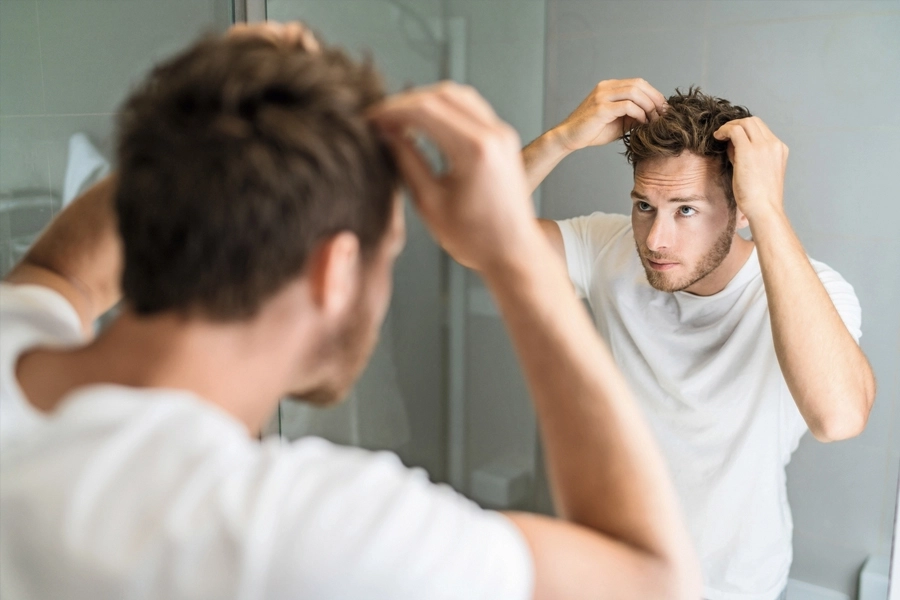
[540,1,900,596]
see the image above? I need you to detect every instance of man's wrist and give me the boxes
[542,125,578,157]
[746,202,794,245]
[480,221,555,283]
[741,197,786,227]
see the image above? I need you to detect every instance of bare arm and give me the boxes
[372,82,700,600]
[4,175,122,334]
[536,218,565,263]
[522,78,668,195]
[715,118,875,442]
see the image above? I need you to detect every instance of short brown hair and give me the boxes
[623,86,751,203]
[115,32,398,320]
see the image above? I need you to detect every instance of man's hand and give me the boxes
[521,78,666,194]
[553,78,668,152]
[714,116,789,222]
[369,82,540,274]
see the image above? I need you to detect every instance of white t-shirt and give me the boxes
[557,213,862,600]
[0,283,533,600]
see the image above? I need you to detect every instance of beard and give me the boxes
[284,285,380,407]
[637,211,737,293]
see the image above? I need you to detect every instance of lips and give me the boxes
[646,258,679,271]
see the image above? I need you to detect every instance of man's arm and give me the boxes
[372,82,700,600]
[715,118,876,442]
[536,219,565,263]
[4,175,122,334]
[522,78,667,195]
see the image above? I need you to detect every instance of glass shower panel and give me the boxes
[265,0,450,482]
[0,0,233,277]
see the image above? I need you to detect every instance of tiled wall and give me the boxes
[540,0,900,595]
[0,0,231,273]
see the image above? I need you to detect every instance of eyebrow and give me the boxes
[630,191,709,204]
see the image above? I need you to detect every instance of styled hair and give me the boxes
[115,32,398,320]
[623,86,751,204]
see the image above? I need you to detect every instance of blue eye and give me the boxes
[637,202,652,212]
[678,206,696,216]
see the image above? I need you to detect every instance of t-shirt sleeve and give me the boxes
[809,259,862,343]
[0,283,83,343]
[0,283,85,441]
[555,212,630,299]
[248,437,534,600]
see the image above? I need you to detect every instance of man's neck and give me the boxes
[17,310,307,435]
[683,235,755,296]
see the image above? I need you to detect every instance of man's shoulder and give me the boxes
[0,283,84,349]
[555,211,633,255]
[556,211,631,233]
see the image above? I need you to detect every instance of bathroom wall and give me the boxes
[0,0,232,273]
[539,0,900,595]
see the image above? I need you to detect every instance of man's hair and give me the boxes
[115,32,398,320]
[623,86,751,204]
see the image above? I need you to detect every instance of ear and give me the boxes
[307,232,362,318]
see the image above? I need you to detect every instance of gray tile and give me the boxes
[389,198,446,481]
[708,0,900,26]
[270,0,441,91]
[788,435,886,556]
[465,314,537,481]
[36,0,230,115]
[879,449,900,555]
[468,39,546,142]
[549,0,707,38]
[0,116,49,192]
[541,140,635,219]
[449,0,546,44]
[790,530,867,597]
[0,0,45,116]
[781,128,900,241]
[706,15,900,130]
[550,27,705,108]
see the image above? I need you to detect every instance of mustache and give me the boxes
[639,247,678,262]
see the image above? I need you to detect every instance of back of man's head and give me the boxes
[115,32,399,321]
[623,86,751,204]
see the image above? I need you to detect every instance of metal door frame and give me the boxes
[233,0,266,23]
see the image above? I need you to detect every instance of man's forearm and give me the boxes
[522,128,573,195]
[751,209,875,441]
[482,226,692,569]
[5,175,122,332]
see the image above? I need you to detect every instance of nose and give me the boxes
[645,215,672,253]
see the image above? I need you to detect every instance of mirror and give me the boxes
[1,1,896,598]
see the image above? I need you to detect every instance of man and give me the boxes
[0,23,701,600]
[523,79,876,600]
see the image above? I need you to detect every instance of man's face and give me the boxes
[631,153,736,293]
[289,195,406,405]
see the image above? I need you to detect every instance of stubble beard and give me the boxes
[638,211,737,293]
[284,287,378,407]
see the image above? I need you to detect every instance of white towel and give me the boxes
[62,133,110,207]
